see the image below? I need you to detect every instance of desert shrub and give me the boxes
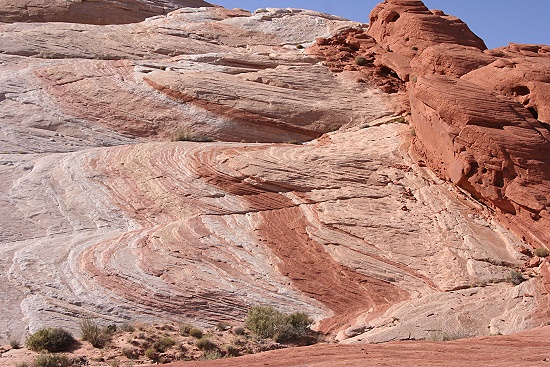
[200,350,223,360]
[10,339,21,349]
[153,337,175,352]
[233,327,246,336]
[15,363,29,367]
[121,347,140,359]
[427,326,474,342]
[534,247,549,257]
[245,306,313,342]
[286,140,303,145]
[25,328,75,353]
[355,56,368,66]
[33,354,71,367]
[296,44,304,49]
[119,322,135,332]
[195,337,216,350]
[144,348,159,361]
[411,46,419,51]
[179,323,193,336]
[171,128,214,143]
[245,306,287,339]
[189,328,204,339]
[80,318,111,348]
[287,312,313,329]
[215,321,231,331]
[509,270,526,285]
[225,345,241,357]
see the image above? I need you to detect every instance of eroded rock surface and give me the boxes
[1,1,550,363]
[309,0,550,250]
[0,0,212,25]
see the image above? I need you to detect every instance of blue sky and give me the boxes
[211,0,549,49]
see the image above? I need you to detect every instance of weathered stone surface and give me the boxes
[0,0,212,25]
[462,44,550,123]
[1,1,550,366]
[161,326,550,367]
[410,75,550,247]
[309,0,550,251]
[367,0,486,58]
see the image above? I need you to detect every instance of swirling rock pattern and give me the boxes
[0,0,549,356]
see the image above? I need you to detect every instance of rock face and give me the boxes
[309,0,550,249]
[1,0,550,364]
[0,0,212,25]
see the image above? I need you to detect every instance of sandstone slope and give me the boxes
[0,0,212,25]
[1,1,550,366]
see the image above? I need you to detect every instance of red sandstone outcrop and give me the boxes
[0,0,212,25]
[310,0,550,250]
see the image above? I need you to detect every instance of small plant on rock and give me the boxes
[189,328,204,339]
[153,336,175,352]
[80,318,111,348]
[355,56,368,66]
[10,339,21,349]
[119,321,135,332]
[144,347,159,362]
[200,350,223,360]
[25,327,75,353]
[509,269,526,285]
[534,247,549,258]
[195,337,216,351]
[32,354,71,367]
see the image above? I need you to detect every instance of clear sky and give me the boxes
[211,0,549,49]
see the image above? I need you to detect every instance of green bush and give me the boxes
[534,247,549,257]
[119,322,135,332]
[25,328,75,353]
[245,306,287,339]
[80,318,111,348]
[144,347,159,361]
[179,323,193,336]
[153,337,175,352]
[355,56,368,66]
[245,306,313,342]
[171,128,214,143]
[200,350,223,360]
[195,337,216,350]
[121,347,140,359]
[233,327,246,336]
[33,354,71,367]
[189,328,204,339]
[509,270,526,285]
[287,312,313,329]
[10,339,21,349]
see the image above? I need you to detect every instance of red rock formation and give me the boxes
[368,0,486,58]
[462,44,550,123]
[0,0,212,25]
[310,0,550,250]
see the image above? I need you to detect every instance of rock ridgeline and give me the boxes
[0,0,212,25]
[309,0,550,250]
[1,0,550,363]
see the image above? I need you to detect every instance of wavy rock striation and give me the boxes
[1,0,550,362]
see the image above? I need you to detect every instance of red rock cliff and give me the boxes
[310,0,550,248]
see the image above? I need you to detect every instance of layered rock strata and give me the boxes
[0,0,212,25]
[309,0,550,250]
[0,0,549,355]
